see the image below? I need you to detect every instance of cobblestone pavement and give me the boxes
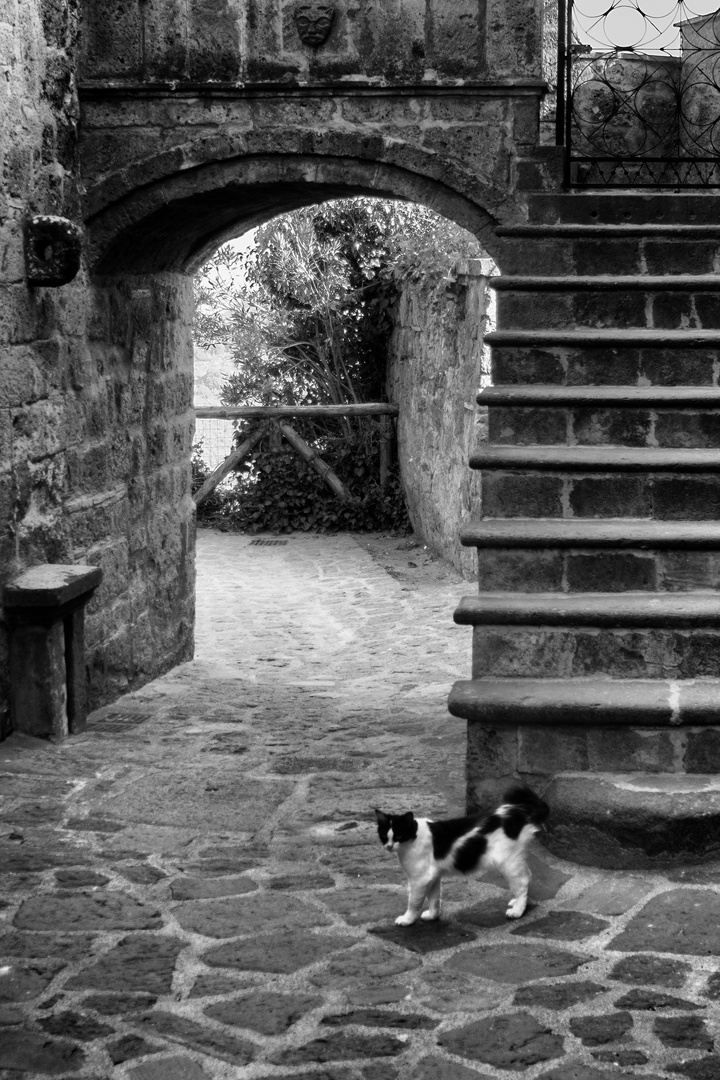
[2,528,720,1080]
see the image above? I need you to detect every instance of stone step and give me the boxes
[490,274,720,291]
[478,386,720,408]
[470,446,720,471]
[542,772,720,868]
[461,518,720,549]
[482,471,720,521]
[487,329,720,348]
[454,591,720,628]
[448,675,720,726]
[485,407,720,452]
[496,232,720,277]
[526,191,720,226]
[466,623,720,680]
[497,223,720,239]
[491,343,718,388]
[494,291,715,333]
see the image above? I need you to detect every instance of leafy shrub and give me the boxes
[193,196,486,536]
[194,423,411,534]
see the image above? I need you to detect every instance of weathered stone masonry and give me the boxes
[10,0,719,870]
[449,192,720,866]
[1,1,196,737]
[387,260,492,580]
[1,0,545,737]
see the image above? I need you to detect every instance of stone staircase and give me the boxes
[448,192,720,869]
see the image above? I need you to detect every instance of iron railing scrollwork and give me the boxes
[562,0,720,186]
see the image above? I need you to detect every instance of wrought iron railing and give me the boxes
[561,0,720,186]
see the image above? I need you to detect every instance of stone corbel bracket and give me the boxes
[24,214,83,286]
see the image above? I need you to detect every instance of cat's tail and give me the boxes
[501,784,550,828]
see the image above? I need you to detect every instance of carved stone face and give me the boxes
[294,3,335,47]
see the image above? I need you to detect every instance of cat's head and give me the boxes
[374,809,418,851]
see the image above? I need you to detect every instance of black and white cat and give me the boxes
[375,785,549,926]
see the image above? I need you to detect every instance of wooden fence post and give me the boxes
[379,413,392,492]
[193,425,267,507]
[277,421,354,504]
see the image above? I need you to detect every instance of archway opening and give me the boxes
[82,159,506,713]
[190,195,498,581]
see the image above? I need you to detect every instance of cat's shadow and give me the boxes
[368,920,478,953]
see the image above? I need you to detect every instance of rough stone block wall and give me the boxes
[79,0,543,85]
[78,274,196,707]
[386,260,492,579]
[0,2,196,740]
[1,0,83,737]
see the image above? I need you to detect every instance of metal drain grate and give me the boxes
[249,539,288,546]
[90,711,152,732]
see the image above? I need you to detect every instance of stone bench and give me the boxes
[4,565,102,742]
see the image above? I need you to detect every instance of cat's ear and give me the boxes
[374,808,389,825]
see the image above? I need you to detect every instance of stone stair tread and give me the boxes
[454,591,720,627]
[478,386,720,407]
[469,445,720,471]
[551,769,720,792]
[448,676,720,726]
[491,275,720,291]
[460,518,720,548]
[487,329,720,346]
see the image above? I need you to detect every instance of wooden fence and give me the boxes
[193,403,399,507]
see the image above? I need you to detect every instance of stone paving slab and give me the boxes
[1,529,720,1079]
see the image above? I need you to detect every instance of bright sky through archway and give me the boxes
[573,0,720,54]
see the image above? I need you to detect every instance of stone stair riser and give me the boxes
[477,549,720,594]
[471,625,720,680]
[488,407,720,448]
[482,472,720,520]
[467,724,705,787]
[527,191,720,225]
[498,236,720,276]
[496,291,720,331]
[491,346,719,387]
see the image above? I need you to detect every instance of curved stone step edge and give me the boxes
[469,446,720,472]
[448,676,720,726]
[490,275,720,292]
[542,771,720,869]
[460,518,720,549]
[478,386,720,408]
[454,592,720,628]
[487,329,720,348]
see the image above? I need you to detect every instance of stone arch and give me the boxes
[85,141,522,275]
[78,138,510,717]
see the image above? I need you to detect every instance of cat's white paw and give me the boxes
[395,913,417,926]
[506,899,527,919]
[421,909,440,921]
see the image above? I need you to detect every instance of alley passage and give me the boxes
[1,529,720,1078]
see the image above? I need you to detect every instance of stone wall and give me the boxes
[0,1,196,739]
[1,0,82,737]
[79,0,543,85]
[386,260,493,580]
[78,274,196,706]
[0,0,550,740]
